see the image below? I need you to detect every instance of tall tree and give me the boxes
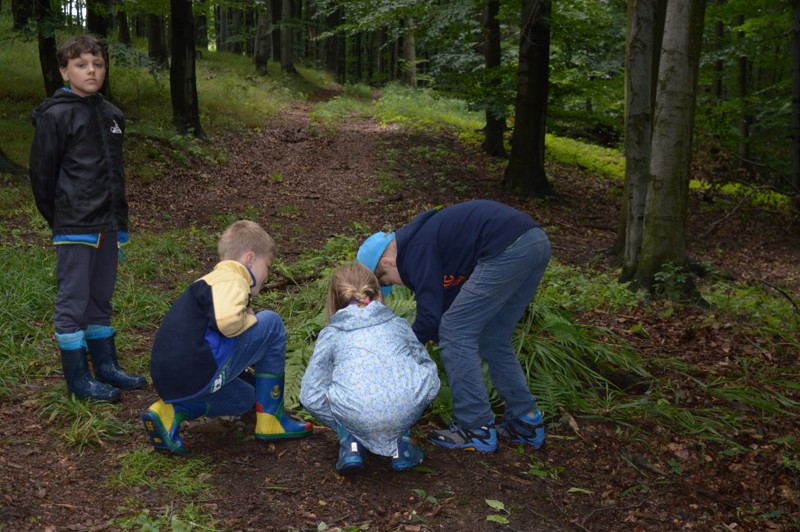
[618,0,665,279]
[280,0,296,73]
[12,0,32,31]
[254,1,273,75]
[0,146,26,177]
[170,0,206,137]
[147,14,169,67]
[631,0,706,293]
[481,0,507,157]
[401,16,416,87]
[33,0,61,97]
[503,0,554,197]
[792,0,800,191]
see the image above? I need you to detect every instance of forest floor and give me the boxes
[1,92,799,532]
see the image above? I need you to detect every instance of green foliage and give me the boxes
[653,262,690,301]
[703,280,800,333]
[374,83,483,134]
[109,449,213,496]
[113,503,216,531]
[545,135,624,180]
[539,260,644,313]
[311,96,373,125]
[0,241,56,397]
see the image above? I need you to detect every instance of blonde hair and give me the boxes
[218,220,275,261]
[325,263,382,321]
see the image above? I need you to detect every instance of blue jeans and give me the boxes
[186,310,287,417]
[438,227,551,429]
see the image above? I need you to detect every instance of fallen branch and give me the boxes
[699,185,770,239]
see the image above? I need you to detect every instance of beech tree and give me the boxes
[628,0,706,293]
[793,0,800,191]
[503,0,554,197]
[480,0,507,157]
[617,0,665,278]
[170,0,205,137]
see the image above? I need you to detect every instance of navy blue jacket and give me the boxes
[150,261,257,402]
[395,200,539,344]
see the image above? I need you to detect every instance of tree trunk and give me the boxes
[280,0,296,74]
[481,0,507,157]
[271,0,281,62]
[736,15,751,164]
[503,0,553,197]
[231,8,243,54]
[34,0,61,97]
[86,0,109,38]
[0,146,26,177]
[12,0,32,31]
[117,9,131,45]
[632,0,706,293]
[147,14,169,68]
[614,0,666,263]
[196,14,209,49]
[618,0,658,280]
[254,6,272,76]
[402,17,417,87]
[170,0,205,138]
[792,0,800,192]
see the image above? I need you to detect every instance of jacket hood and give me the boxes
[31,88,103,125]
[328,301,397,332]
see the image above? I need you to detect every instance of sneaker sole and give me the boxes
[429,439,497,453]
[336,458,365,475]
[255,428,312,441]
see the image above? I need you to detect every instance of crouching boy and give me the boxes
[143,220,311,455]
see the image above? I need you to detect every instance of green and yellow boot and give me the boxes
[142,400,209,456]
[254,372,312,440]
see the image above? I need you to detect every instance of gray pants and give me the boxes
[54,233,118,334]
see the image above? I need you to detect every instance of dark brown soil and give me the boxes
[1,95,798,532]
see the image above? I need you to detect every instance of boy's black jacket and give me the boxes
[29,89,128,234]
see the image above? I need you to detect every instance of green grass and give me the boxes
[38,389,135,452]
[374,82,484,134]
[109,448,214,496]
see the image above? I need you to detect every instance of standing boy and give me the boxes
[357,199,550,453]
[143,220,312,455]
[29,35,145,402]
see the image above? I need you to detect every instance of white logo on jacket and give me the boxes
[110,120,122,134]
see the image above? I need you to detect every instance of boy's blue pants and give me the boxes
[438,227,551,429]
[172,310,287,417]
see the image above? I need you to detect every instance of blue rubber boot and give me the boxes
[336,424,366,475]
[500,410,546,450]
[86,326,146,391]
[142,400,209,456]
[254,373,312,440]
[391,431,424,471]
[57,331,121,402]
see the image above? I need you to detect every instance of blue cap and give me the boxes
[357,231,395,298]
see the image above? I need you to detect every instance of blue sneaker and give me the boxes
[428,421,497,453]
[391,431,424,471]
[336,426,366,475]
[500,410,545,449]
